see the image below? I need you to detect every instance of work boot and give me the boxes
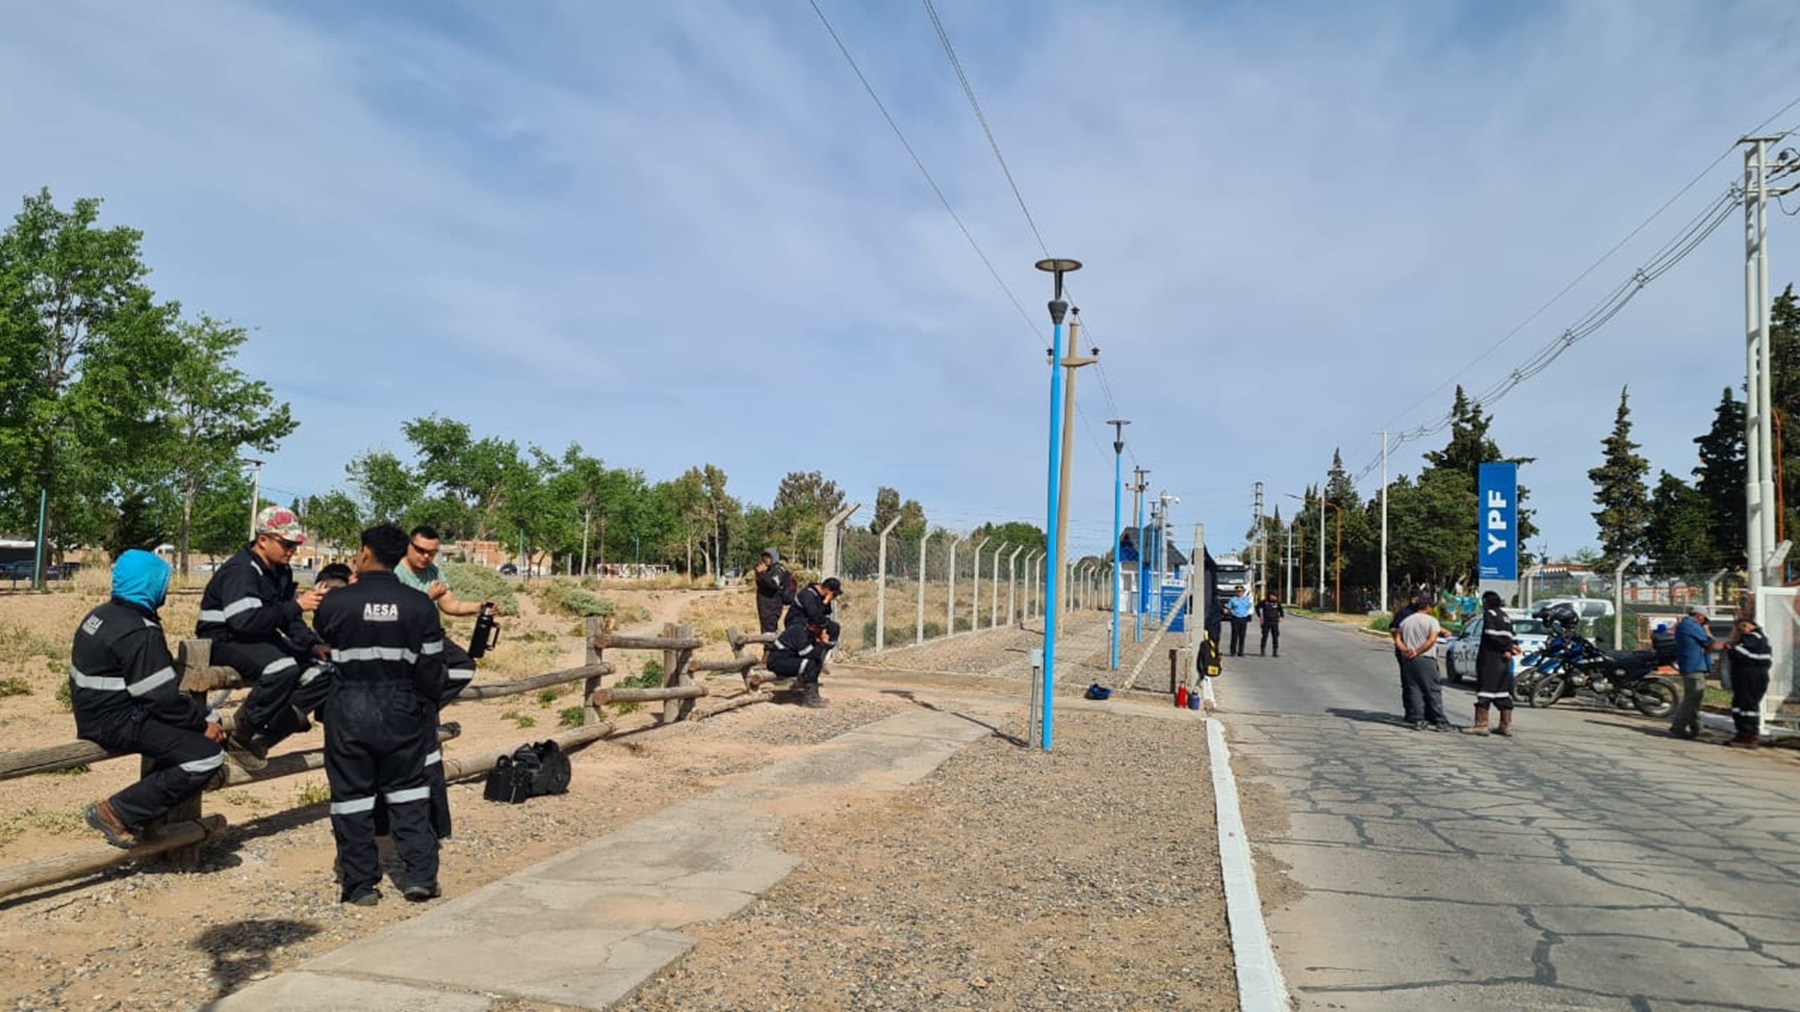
[1464,703,1491,736]
[1727,736,1758,749]
[401,882,442,902]
[1495,708,1514,737]
[222,727,269,773]
[84,799,136,849]
[801,684,827,709]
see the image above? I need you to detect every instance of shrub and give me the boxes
[0,677,31,697]
[862,619,879,648]
[538,580,616,618]
[640,659,664,682]
[55,680,71,711]
[1367,615,1391,632]
[500,709,537,729]
[922,620,945,641]
[294,782,331,806]
[440,562,519,615]
[558,706,585,728]
[536,687,562,707]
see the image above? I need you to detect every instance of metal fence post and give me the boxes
[917,531,933,645]
[876,516,900,651]
[970,536,991,634]
[820,502,862,578]
[946,536,963,639]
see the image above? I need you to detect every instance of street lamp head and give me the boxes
[1035,258,1083,274]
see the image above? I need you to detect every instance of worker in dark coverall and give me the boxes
[753,548,792,635]
[74,549,228,848]
[312,524,447,906]
[1726,614,1773,749]
[1465,590,1520,737]
[783,576,842,644]
[197,506,333,771]
[766,621,831,709]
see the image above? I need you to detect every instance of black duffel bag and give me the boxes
[483,740,573,804]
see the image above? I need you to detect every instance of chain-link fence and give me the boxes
[826,516,1091,657]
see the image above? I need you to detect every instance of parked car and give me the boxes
[1445,616,1549,682]
[0,561,33,582]
[499,563,519,576]
[1530,597,1613,627]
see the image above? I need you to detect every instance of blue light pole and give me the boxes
[1107,419,1129,670]
[1132,466,1148,642]
[1035,257,1081,751]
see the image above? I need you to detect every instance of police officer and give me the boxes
[312,524,447,906]
[197,506,333,771]
[753,548,793,636]
[74,550,227,848]
[767,620,831,709]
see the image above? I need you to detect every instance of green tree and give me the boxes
[1693,387,1746,570]
[0,189,179,571]
[301,489,363,557]
[156,316,296,575]
[1399,386,1538,587]
[1770,284,1800,541]
[346,448,423,523]
[1587,386,1649,571]
[1645,471,1715,574]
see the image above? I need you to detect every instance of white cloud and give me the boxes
[2,0,1796,564]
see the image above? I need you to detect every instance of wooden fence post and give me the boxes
[155,640,214,869]
[659,623,679,724]
[584,616,606,726]
[672,623,697,722]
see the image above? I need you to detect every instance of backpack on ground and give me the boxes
[483,740,573,804]
[1196,634,1222,679]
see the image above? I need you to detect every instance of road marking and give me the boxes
[1207,714,1291,1012]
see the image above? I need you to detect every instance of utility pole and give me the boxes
[243,458,264,542]
[1107,419,1129,670]
[1284,518,1296,605]
[1055,309,1098,617]
[581,507,592,577]
[1131,466,1148,643]
[1742,136,1800,587]
[598,514,607,573]
[1251,481,1265,594]
[1379,429,1389,610]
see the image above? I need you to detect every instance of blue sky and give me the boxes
[4,0,1799,563]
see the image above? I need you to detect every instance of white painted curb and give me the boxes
[1207,716,1291,1011]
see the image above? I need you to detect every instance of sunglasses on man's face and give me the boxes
[410,543,439,557]
[273,537,299,551]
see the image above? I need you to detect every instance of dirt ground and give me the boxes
[0,584,1238,1010]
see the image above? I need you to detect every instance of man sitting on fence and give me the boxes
[197,506,335,773]
[784,577,842,644]
[767,621,832,709]
[74,549,227,848]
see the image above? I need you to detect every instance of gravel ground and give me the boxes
[2,610,1233,1011]
[622,707,1234,1011]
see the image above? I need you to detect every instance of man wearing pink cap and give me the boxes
[197,506,336,770]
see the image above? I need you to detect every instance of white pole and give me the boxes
[970,536,991,633]
[917,531,933,644]
[1379,430,1389,611]
[876,516,900,651]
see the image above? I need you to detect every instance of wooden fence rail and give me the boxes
[0,613,791,902]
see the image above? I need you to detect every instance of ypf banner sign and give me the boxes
[1478,462,1518,581]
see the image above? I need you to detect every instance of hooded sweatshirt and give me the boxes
[755,548,792,604]
[70,550,213,736]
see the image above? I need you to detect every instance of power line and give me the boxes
[808,0,1116,467]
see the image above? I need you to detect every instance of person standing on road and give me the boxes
[1465,591,1521,737]
[1226,586,1253,657]
[753,549,794,636]
[313,524,447,906]
[1256,592,1285,657]
[1669,604,1724,740]
[1394,596,1452,731]
[73,550,228,848]
[1725,613,1773,749]
[1389,591,1428,726]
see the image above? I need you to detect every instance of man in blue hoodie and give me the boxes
[72,550,227,848]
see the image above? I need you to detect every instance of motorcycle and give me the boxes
[1521,631,1677,717]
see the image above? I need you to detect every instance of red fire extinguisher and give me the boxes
[1175,684,1189,709]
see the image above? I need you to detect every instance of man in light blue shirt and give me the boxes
[1226,586,1254,657]
[1669,604,1722,740]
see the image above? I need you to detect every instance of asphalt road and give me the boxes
[1220,616,1800,1012]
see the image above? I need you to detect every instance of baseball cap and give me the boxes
[255,506,307,545]
[1686,604,1707,616]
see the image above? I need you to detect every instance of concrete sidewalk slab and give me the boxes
[207,708,994,1011]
